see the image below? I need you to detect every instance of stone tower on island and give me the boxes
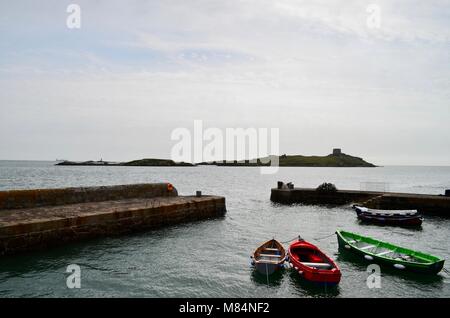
[332,148,342,155]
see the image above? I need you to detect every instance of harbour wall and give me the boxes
[270,188,450,216]
[0,183,178,210]
[0,184,226,256]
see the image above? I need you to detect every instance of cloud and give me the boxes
[271,0,450,43]
[0,0,449,164]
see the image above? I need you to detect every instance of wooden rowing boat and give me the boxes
[353,205,423,226]
[251,239,286,275]
[288,237,341,284]
[336,230,445,274]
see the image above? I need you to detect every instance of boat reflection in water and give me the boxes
[250,267,284,287]
[287,269,340,297]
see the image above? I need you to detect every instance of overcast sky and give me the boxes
[0,0,449,165]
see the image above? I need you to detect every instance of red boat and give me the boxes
[288,238,341,285]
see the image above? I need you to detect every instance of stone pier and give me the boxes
[0,183,226,256]
[271,187,450,217]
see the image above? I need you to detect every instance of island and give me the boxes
[56,149,375,167]
[198,149,376,167]
[56,158,194,167]
[123,159,194,166]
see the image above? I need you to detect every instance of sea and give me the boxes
[0,160,449,297]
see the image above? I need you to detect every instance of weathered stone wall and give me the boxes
[0,196,226,256]
[270,188,378,205]
[0,184,226,256]
[373,194,450,214]
[270,188,450,216]
[0,183,177,210]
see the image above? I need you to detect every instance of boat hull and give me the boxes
[255,262,283,275]
[252,239,286,276]
[356,212,423,226]
[336,230,445,275]
[354,206,423,227]
[288,240,341,284]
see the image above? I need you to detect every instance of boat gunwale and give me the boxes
[357,212,423,220]
[354,206,418,215]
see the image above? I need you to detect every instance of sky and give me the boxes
[0,0,449,165]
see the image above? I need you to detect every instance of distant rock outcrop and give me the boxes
[56,159,194,167]
[198,150,376,167]
[56,150,375,168]
[122,159,194,166]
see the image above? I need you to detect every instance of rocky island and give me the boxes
[56,149,375,168]
[199,149,376,167]
[56,158,194,167]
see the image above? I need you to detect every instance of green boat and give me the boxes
[336,230,445,274]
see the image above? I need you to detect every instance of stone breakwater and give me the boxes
[270,188,450,216]
[0,184,226,256]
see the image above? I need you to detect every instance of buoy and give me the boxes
[344,244,351,249]
[394,263,405,270]
[364,255,374,261]
[167,183,174,192]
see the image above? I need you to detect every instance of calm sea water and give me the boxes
[0,161,449,298]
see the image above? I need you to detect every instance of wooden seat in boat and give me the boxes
[259,259,282,264]
[259,253,282,258]
[300,262,332,269]
[360,245,375,250]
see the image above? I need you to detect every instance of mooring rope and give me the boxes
[280,235,300,244]
[443,268,450,275]
[313,232,336,241]
[280,232,335,244]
